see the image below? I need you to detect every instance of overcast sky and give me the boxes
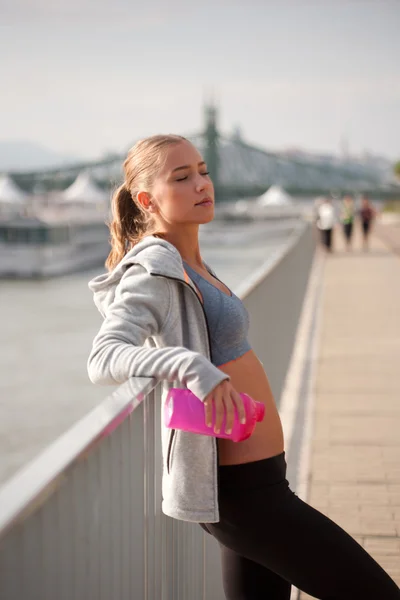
[1,0,399,161]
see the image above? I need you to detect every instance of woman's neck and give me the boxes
[161,228,203,268]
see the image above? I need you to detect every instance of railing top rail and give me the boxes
[0,376,155,538]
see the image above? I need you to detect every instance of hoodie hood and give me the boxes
[88,235,187,316]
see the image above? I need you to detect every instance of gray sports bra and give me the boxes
[183,262,252,367]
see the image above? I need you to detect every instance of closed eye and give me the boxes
[176,171,210,182]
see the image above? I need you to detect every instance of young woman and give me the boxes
[341,195,355,250]
[315,197,335,252]
[359,194,377,250]
[88,135,399,599]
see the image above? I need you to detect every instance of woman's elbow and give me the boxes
[87,352,118,386]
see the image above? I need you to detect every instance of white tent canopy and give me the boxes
[0,174,28,204]
[60,171,107,204]
[257,185,293,207]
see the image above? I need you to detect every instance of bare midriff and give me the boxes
[217,349,285,465]
[182,262,285,465]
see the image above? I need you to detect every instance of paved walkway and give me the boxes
[375,218,400,255]
[300,226,400,598]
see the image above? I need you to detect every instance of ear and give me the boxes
[137,191,157,212]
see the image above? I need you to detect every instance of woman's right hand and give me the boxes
[203,380,246,435]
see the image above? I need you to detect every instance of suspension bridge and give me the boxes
[9,104,400,200]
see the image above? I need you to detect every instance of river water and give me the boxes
[0,216,303,485]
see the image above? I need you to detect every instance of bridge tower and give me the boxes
[203,101,221,199]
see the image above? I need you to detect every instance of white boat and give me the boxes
[0,213,110,278]
[0,171,111,278]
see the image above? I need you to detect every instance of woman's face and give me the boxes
[149,140,214,227]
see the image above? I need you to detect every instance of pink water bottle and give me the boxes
[164,388,265,442]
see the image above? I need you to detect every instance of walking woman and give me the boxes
[315,197,335,252]
[341,195,355,250]
[359,194,377,250]
[88,135,400,599]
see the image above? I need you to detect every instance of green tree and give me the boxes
[394,161,400,179]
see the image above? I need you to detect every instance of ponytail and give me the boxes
[105,184,153,271]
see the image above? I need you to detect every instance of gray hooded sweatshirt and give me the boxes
[88,235,230,522]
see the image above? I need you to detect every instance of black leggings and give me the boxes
[201,453,399,599]
[362,220,371,236]
[320,228,333,250]
[343,222,353,241]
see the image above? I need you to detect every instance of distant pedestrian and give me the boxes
[316,197,335,251]
[359,194,376,250]
[341,195,355,250]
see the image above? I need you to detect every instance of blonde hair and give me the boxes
[106,134,187,270]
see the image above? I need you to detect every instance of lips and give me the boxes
[195,197,213,206]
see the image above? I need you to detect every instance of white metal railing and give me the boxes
[0,222,315,600]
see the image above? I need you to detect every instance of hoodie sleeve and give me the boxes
[87,264,229,401]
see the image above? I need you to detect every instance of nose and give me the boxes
[195,173,209,193]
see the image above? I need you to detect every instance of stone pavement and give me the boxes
[299,226,400,599]
[375,218,400,255]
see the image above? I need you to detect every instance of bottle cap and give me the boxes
[254,401,265,422]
